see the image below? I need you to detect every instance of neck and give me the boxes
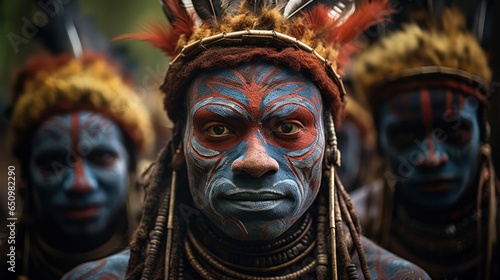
[185,211,319,278]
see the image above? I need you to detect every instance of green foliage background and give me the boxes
[1,0,168,114]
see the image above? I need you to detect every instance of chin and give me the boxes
[412,193,461,210]
[220,218,287,241]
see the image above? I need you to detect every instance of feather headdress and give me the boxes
[351,7,492,109]
[117,0,393,124]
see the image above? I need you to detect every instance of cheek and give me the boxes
[104,167,129,194]
[445,119,481,164]
[29,160,61,196]
[286,129,324,193]
[448,141,480,169]
[184,131,230,196]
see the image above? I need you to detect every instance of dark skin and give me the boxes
[352,87,493,279]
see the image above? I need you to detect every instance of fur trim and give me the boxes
[352,7,491,108]
[161,46,345,124]
[8,52,154,157]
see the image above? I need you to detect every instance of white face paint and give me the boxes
[183,61,325,240]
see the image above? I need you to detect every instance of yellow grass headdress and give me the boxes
[352,7,491,109]
[8,52,154,157]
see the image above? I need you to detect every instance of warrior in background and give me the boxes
[351,6,499,279]
[5,52,153,279]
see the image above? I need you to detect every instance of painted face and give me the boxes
[29,111,129,237]
[337,117,363,192]
[184,61,325,240]
[377,88,481,209]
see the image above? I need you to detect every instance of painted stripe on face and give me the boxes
[378,88,481,208]
[419,88,436,161]
[34,112,117,185]
[184,62,325,240]
[71,113,92,193]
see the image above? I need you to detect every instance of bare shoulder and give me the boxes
[61,249,130,280]
[353,236,431,280]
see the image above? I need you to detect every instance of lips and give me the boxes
[412,177,457,193]
[224,191,286,200]
[221,191,288,211]
[60,204,101,219]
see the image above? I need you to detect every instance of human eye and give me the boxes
[87,150,119,167]
[205,124,234,138]
[34,152,66,175]
[444,119,473,146]
[387,124,422,151]
[273,121,303,138]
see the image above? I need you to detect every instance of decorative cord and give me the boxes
[185,235,317,280]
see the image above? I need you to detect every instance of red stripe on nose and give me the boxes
[71,113,92,193]
[231,131,278,178]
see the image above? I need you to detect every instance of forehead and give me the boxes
[378,88,478,121]
[34,111,121,141]
[187,61,321,108]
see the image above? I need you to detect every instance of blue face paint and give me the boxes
[29,111,129,236]
[377,89,481,209]
[184,61,325,240]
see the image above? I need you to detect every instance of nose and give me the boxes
[231,132,279,178]
[415,136,449,168]
[64,158,97,193]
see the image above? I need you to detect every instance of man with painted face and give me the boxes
[350,6,500,279]
[63,0,430,279]
[5,52,153,279]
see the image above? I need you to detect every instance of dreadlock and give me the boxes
[126,138,175,279]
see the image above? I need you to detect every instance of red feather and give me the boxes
[114,0,194,57]
[114,22,175,56]
[332,0,393,45]
[162,0,189,21]
[302,5,337,32]
[337,42,359,74]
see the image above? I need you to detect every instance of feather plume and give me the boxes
[283,0,313,18]
[220,0,243,15]
[114,23,174,56]
[300,0,392,73]
[244,0,275,15]
[115,0,194,56]
[283,0,339,19]
[273,0,290,10]
[332,0,393,45]
[334,0,392,72]
[191,0,224,21]
[302,4,337,32]
[114,19,193,57]
[161,0,193,24]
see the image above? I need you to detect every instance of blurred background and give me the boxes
[1,0,176,165]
